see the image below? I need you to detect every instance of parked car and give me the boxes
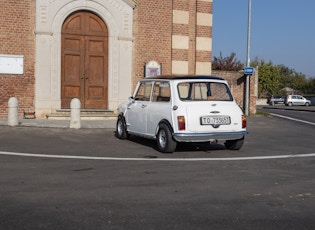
[116,75,247,153]
[284,95,311,106]
[267,95,284,105]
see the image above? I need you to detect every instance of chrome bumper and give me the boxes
[173,131,247,142]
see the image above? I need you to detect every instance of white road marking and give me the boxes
[270,113,315,126]
[1,151,315,161]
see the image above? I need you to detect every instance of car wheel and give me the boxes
[305,102,310,106]
[156,123,177,153]
[288,102,293,106]
[116,116,128,139]
[225,137,244,150]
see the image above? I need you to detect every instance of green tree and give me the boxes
[252,58,315,96]
[214,54,315,96]
[278,64,309,93]
[306,78,315,94]
[251,58,281,97]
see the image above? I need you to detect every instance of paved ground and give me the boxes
[0,116,315,230]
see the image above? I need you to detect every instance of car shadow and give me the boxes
[125,134,226,153]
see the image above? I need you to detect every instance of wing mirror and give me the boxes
[129,96,135,103]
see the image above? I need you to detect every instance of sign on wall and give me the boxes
[0,54,24,74]
[244,67,254,75]
[145,61,161,77]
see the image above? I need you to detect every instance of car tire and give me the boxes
[305,102,310,106]
[156,123,177,153]
[225,137,244,150]
[288,102,293,106]
[116,115,128,139]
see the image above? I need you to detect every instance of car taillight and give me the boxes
[242,115,247,128]
[177,116,186,130]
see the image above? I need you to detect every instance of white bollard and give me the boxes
[8,97,19,126]
[70,98,81,129]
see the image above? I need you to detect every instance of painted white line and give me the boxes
[270,113,315,126]
[1,151,315,161]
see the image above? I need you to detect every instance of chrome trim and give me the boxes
[173,131,247,142]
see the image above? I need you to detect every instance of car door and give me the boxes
[291,95,297,105]
[296,96,304,105]
[126,81,153,134]
[146,81,172,136]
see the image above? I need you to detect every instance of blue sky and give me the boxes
[212,0,315,77]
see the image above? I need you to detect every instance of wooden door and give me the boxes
[61,11,108,109]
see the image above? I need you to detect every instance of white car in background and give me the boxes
[116,75,247,153]
[284,95,311,106]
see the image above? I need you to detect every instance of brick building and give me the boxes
[0,0,213,118]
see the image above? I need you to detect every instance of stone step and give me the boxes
[46,109,117,120]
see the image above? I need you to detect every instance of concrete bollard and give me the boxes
[8,97,19,126]
[70,98,81,129]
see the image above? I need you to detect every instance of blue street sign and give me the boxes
[244,67,254,75]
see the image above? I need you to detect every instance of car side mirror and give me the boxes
[129,96,135,103]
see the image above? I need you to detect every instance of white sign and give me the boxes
[145,61,161,77]
[0,54,24,74]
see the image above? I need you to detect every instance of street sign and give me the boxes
[244,67,254,75]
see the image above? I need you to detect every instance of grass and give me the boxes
[254,109,271,117]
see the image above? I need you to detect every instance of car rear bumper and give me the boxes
[173,131,247,142]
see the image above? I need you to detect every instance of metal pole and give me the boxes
[245,0,252,116]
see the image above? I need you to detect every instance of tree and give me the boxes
[251,58,282,97]
[212,52,243,71]
[306,78,315,94]
[252,57,315,96]
[213,54,315,97]
[278,65,308,93]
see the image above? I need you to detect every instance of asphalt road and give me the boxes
[0,116,315,230]
[259,105,315,124]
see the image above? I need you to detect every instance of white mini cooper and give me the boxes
[116,75,247,153]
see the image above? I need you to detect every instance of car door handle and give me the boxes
[141,104,147,108]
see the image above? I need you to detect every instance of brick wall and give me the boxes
[171,0,212,75]
[132,0,173,89]
[212,70,257,115]
[133,0,213,89]
[0,0,35,119]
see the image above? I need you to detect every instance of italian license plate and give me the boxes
[200,116,231,125]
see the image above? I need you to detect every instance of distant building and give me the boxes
[0,0,213,118]
[281,87,297,95]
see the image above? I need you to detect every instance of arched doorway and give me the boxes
[61,11,108,109]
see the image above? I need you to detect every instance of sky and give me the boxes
[212,0,315,77]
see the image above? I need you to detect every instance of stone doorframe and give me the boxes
[34,0,136,117]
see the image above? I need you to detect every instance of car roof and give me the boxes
[143,75,225,81]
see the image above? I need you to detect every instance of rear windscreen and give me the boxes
[177,82,233,101]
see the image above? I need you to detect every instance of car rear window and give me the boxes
[177,82,233,101]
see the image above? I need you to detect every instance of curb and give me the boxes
[0,119,117,129]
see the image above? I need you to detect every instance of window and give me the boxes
[134,81,153,101]
[178,82,232,101]
[152,81,170,102]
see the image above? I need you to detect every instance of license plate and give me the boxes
[200,116,231,125]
